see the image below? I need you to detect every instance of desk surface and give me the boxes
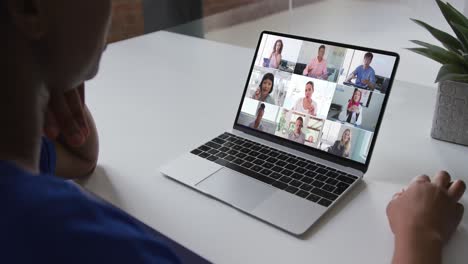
[82,31,468,264]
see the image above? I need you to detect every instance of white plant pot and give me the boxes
[431,80,468,146]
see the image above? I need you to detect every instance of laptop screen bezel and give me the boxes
[232,31,400,173]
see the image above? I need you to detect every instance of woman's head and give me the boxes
[259,73,274,97]
[305,81,314,99]
[351,89,362,104]
[340,129,352,155]
[341,129,351,143]
[318,45,326,59]
[295,117,303,132]
[273,39,283,54]
[5,0,112,93]
[256,103,266,119]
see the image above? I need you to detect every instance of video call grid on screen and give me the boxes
[236,32,398,164]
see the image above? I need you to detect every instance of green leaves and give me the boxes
[409,0,468,83]
[450,22,468,50]
[411,19,463,53]
[436,64,468,83]
[436,0,468,47]
[409,40,468,66]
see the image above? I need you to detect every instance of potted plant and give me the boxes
[410,0,468,146]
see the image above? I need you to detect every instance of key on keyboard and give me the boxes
[191,133,357,207]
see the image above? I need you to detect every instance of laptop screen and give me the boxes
[235,32,398,165]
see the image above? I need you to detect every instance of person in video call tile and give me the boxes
[249,103,265,131]
[292,81,317,116]
[266,39,283,69]
[328,129,351,158]
[302,45,328,79]
[345,52,376,89]
[339,88,362,126]
[252,73,276,105]
[288,117,306,144]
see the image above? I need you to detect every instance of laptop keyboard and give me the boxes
[190,133,358,208]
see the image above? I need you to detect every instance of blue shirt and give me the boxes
[0,138,180,264]
[353,65,376,87]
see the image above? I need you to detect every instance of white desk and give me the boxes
[82,31,468,264]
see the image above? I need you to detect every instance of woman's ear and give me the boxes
[7,0,46,39]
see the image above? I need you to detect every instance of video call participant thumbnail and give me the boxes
[345,52,376,89]
[252,73,276,105]
[249,103,266,131]
[292,81,317,116]
[302,45,328,80]
[288,117,306,144]
[328,128,351,158]
[264,39,283,69]
[338,88,362,126]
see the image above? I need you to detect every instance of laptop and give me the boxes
[161,31,399,235]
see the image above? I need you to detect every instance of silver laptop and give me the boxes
[161,31,399,235]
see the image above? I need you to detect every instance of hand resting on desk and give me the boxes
[387,171,466,264]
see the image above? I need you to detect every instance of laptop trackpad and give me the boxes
[196,168,276,212]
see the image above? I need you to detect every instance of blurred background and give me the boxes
[108,0,304,42]
[108,0,468,87]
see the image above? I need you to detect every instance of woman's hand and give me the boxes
[308,103,315,115]
[387,171,465,244]
[388,171,465,264]
[353,105,360,114]
[44,83,89,146]
[253,88,261,100]
[44,83,99,179]
[348,105,359,113]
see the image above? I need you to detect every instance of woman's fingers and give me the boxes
[49,92,85,147]
[434,171,452,189]
[64,88,89,137]
[44,109,60,139]
[410,175,431,185]
[392,191,403,200]
[448,180,466,202]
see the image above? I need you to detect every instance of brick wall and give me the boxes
[108,0,144,43]
[106,0,317,43]
[203,0,258,16]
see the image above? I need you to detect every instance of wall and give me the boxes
[108,0,144,43]
[203,0,258,16]
[108,0,321,42]
[143,0,202,34]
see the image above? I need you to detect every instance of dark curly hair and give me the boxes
[259,73,275,94]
